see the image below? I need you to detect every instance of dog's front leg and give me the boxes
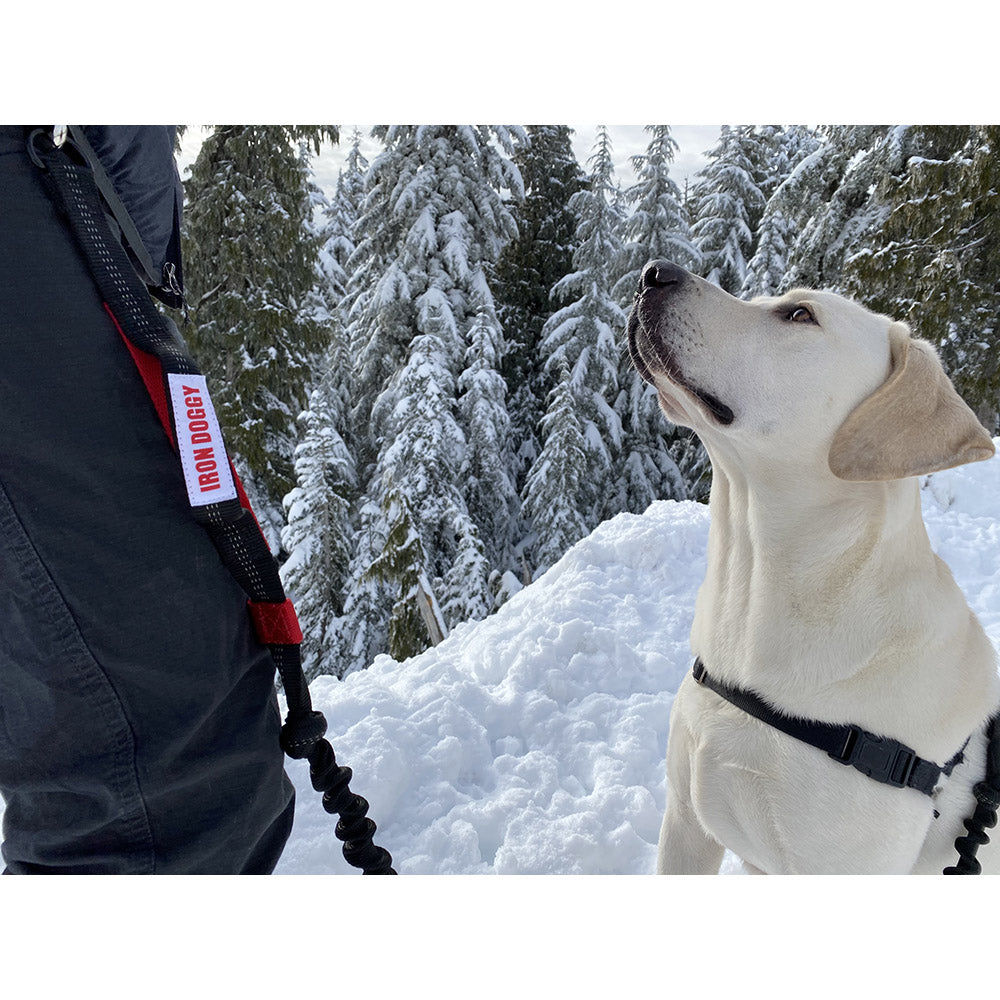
[657,699,725,874]
[657,788,725,874]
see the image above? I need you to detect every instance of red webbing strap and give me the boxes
[107,303,175,446]
[106,300,303,649]
[247,599,304,646]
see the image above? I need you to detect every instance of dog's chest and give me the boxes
[677,684,934,874]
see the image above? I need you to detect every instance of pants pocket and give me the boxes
[0,482,156,873]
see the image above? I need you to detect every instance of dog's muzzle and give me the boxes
[627,261,735,426]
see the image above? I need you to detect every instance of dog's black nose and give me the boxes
[641,260,686,290]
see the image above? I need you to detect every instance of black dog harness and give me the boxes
[692,658,1000,874]
[691,658,967,796]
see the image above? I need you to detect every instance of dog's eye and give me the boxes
[787,306,815,324]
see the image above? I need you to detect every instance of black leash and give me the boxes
[26,126,396,875]
[943,712,1000,874]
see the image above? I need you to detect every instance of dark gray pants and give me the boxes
[0,128,295,873]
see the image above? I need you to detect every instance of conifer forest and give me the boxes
[178,125,1000,681]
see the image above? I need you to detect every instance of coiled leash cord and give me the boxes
[943,713,1000,875]
[27,126,395,875]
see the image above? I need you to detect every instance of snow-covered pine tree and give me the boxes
[614,125,699,298]
[277,133,368,681]
[757,125,821,201]
[348,126,522,454]
[493,126,587,512]
[332,498,390,679]
[520,358,589,576]
[523,126,625,573]
[182,125,338,547]
[320,129,368,313]
[689,126,766,295]
[279,363,357,680]
[312,129,367,464]
[343,126,523,657]
[841,125,1000,430]
[741,125,821,298]
[776,125,890,292]
[458,288,520,581]
[372,288,491,630]
[364,488,448,662]
[612,124,701,507]
[741,201,793,299]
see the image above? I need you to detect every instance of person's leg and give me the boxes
[0,127,294,874]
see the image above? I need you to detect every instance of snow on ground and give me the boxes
[277,442,1000,875]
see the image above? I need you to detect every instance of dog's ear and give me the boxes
[829,322,995,481]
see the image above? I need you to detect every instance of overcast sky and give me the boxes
[175,125,721,202]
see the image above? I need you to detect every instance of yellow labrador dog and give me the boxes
[627,260,1000,875]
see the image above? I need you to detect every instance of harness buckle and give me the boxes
[832,726,917,788]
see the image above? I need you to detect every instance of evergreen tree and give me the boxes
[320,129,368,312]
[521,359,589,576]
[524,126,624,572]
[182,125,338,545]
[364,488,448,662]
[777,125,889,291]
[279,134,368,680]
[315,130,368,458]
[279,363,357,680]
[493,126,587,507]
[344,126,523,654]
[372,289,492,628]
[841,125,1000,429]
[612,124,699,507]
[689,126,766,295]
[459,294,520,576]
[741,125,822,298]
[614,124,699,301]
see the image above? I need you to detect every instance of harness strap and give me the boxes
[692,659,966,797]
[27,127,395,874]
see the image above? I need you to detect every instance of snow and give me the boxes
[280,498,704,875]
[274,443,1000,875]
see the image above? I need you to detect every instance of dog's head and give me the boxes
[627,260,994,481]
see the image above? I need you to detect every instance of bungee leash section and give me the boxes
[943,712,1000,874]
[27,126,395,875]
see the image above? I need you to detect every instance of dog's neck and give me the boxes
[704,458,923,575]
[693,453,986,716]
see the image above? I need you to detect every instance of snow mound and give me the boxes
[277,500,710,875]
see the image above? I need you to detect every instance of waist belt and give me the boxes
[691,658,968,797]
[26,126,395,874]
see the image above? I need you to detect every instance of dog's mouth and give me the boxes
[626,302,735,427]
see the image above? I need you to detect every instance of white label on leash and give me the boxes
[167,373,238,507]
